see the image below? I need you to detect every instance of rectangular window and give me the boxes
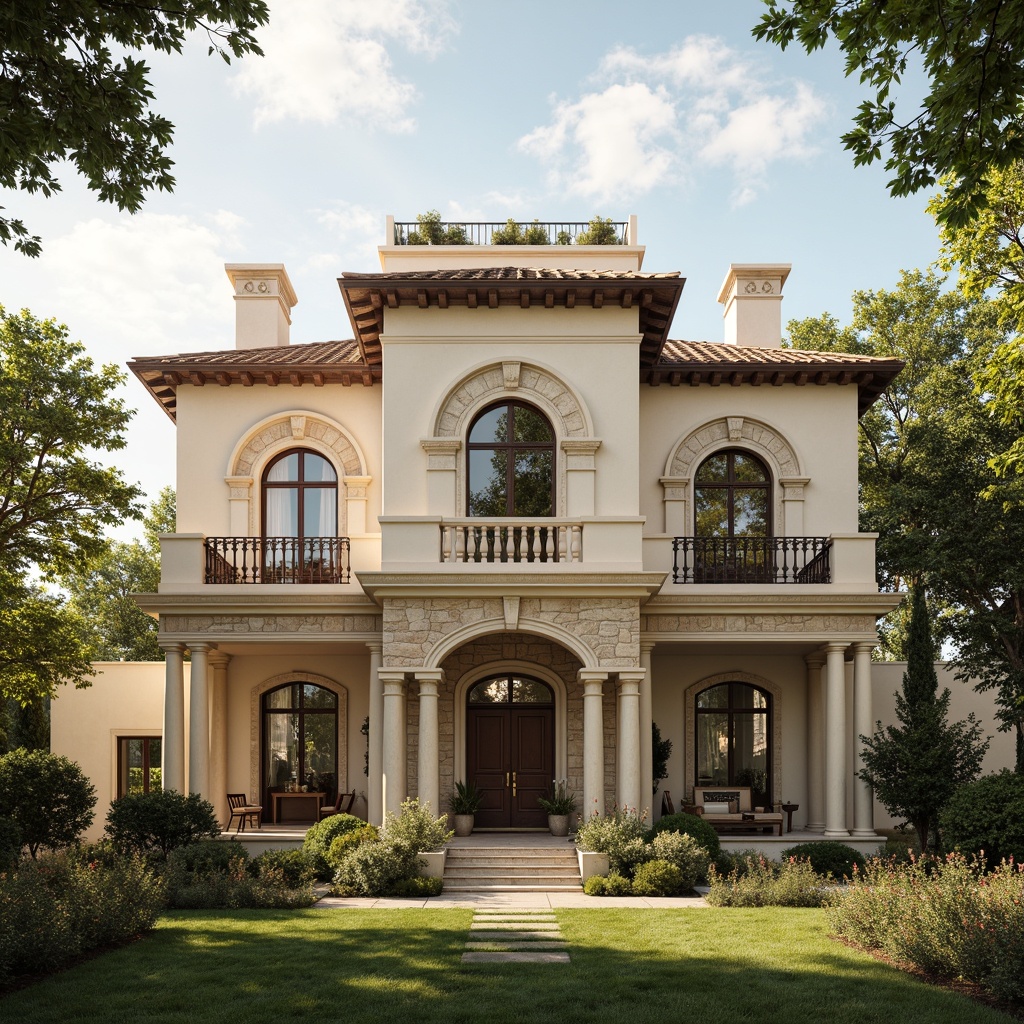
[117,736,162,797]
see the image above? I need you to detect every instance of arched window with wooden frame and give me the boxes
[692,449,772,582]
[260,448,341,582]
[467,400,555,517]
[695,681,772,808]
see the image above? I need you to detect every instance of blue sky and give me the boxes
[1,0,943,527]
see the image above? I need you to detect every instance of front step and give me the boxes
[444,845,582,892]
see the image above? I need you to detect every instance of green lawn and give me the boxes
[0,908,1012,1024]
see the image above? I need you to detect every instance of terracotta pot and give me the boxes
[548,814,570,837]
[453,814,475,837]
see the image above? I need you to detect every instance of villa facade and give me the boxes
[72,217,923,843]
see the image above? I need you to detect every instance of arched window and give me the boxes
[262,682,338,822]
[262,448,338,537]
[695,682,771,807]
[467,401,554,517]
[694,449,771,538]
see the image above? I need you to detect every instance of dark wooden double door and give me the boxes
[467,704,554,829]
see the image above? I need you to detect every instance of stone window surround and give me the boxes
[249,671,349,804]
[423,359,601,518]
[660,416,808,536]
[225,411,371,538]
[452,660,569,787]
[682,670,783,804]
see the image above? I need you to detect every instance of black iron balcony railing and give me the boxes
[672,537,832,584]
[204,537,351,584]
[392,220,628,246]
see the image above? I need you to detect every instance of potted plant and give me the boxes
[538,780,577,837]
[449,780,482,836]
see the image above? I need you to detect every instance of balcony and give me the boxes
[672,537,831,584]
[440,519,583,564]
[391,219,631,246]
[203,537,351,584]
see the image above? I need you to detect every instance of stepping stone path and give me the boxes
[461,909,570,964]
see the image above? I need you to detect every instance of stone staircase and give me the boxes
[444,844,583,892]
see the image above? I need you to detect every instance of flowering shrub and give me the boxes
[574,807,650,876]
[650,831,710,888]
[0,850,164,988]
[706,854,829,907]
[332,799,450,897]
[650,812,720,859]
[827,853,1024,1005]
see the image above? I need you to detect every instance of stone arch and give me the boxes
[229,410,367,479]
[682,670,782,805]
[660,417,805,536]
[431,359,594,439]
[424,615,598,670]
[249,671,349,804]
[665,416,800,480]
[226,412,370,537]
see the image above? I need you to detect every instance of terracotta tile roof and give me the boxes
[649,340,903,413]
[128,340,375,421]
[338,267,685,367]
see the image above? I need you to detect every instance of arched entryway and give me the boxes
[466,673,554,828]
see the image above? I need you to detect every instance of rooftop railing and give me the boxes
[204,537,351,584]
[391,220,629,246]
[672,537,832,584]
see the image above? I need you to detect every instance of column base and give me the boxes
[824,829,851,839]
[804,822,826,834]
[850,829,879,839]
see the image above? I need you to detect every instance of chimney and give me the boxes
[717,263,791,348]
[224,264,298,348]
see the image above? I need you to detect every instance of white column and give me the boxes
[580,670,609,819]
[381,671,407,820]
[824,641,850,838]
[208,651,230,824]
[616,671,644,815]
[161,643,185,793]
[852,642,876,837]
[367,642,384,826]
[188,642,211,799]
[805,652,826,833]
[415,670,442,816]
[639,643,654,811]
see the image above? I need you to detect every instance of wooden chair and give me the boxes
[319,791,356,819]
[226,793,263,833]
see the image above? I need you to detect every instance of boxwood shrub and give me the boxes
[303,813,366,879]
[780,840,866,879]
[632,859,686,896]
[651,812,720,859]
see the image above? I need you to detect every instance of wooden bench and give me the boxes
[692,786,783,837]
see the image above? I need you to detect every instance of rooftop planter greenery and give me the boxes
[394,212,626,245]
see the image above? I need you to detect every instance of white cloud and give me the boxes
[313,201,383,269]
[232,0,456,130]
[43,212,243,358]
[519,36,827,204]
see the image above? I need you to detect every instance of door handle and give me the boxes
[512,771,516,797]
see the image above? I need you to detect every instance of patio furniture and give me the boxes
[319,791,356,819]
[226,793,263,833]
[692,786,783,836]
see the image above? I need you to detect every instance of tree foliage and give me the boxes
[788,272,1024,766]
[859,587,989,852]
[0,748,97,858]
[754,1,1024,226]
[0,0,269,256]
[0,307,142,701]
[932,165,1024,483]
[63,488,174,662]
